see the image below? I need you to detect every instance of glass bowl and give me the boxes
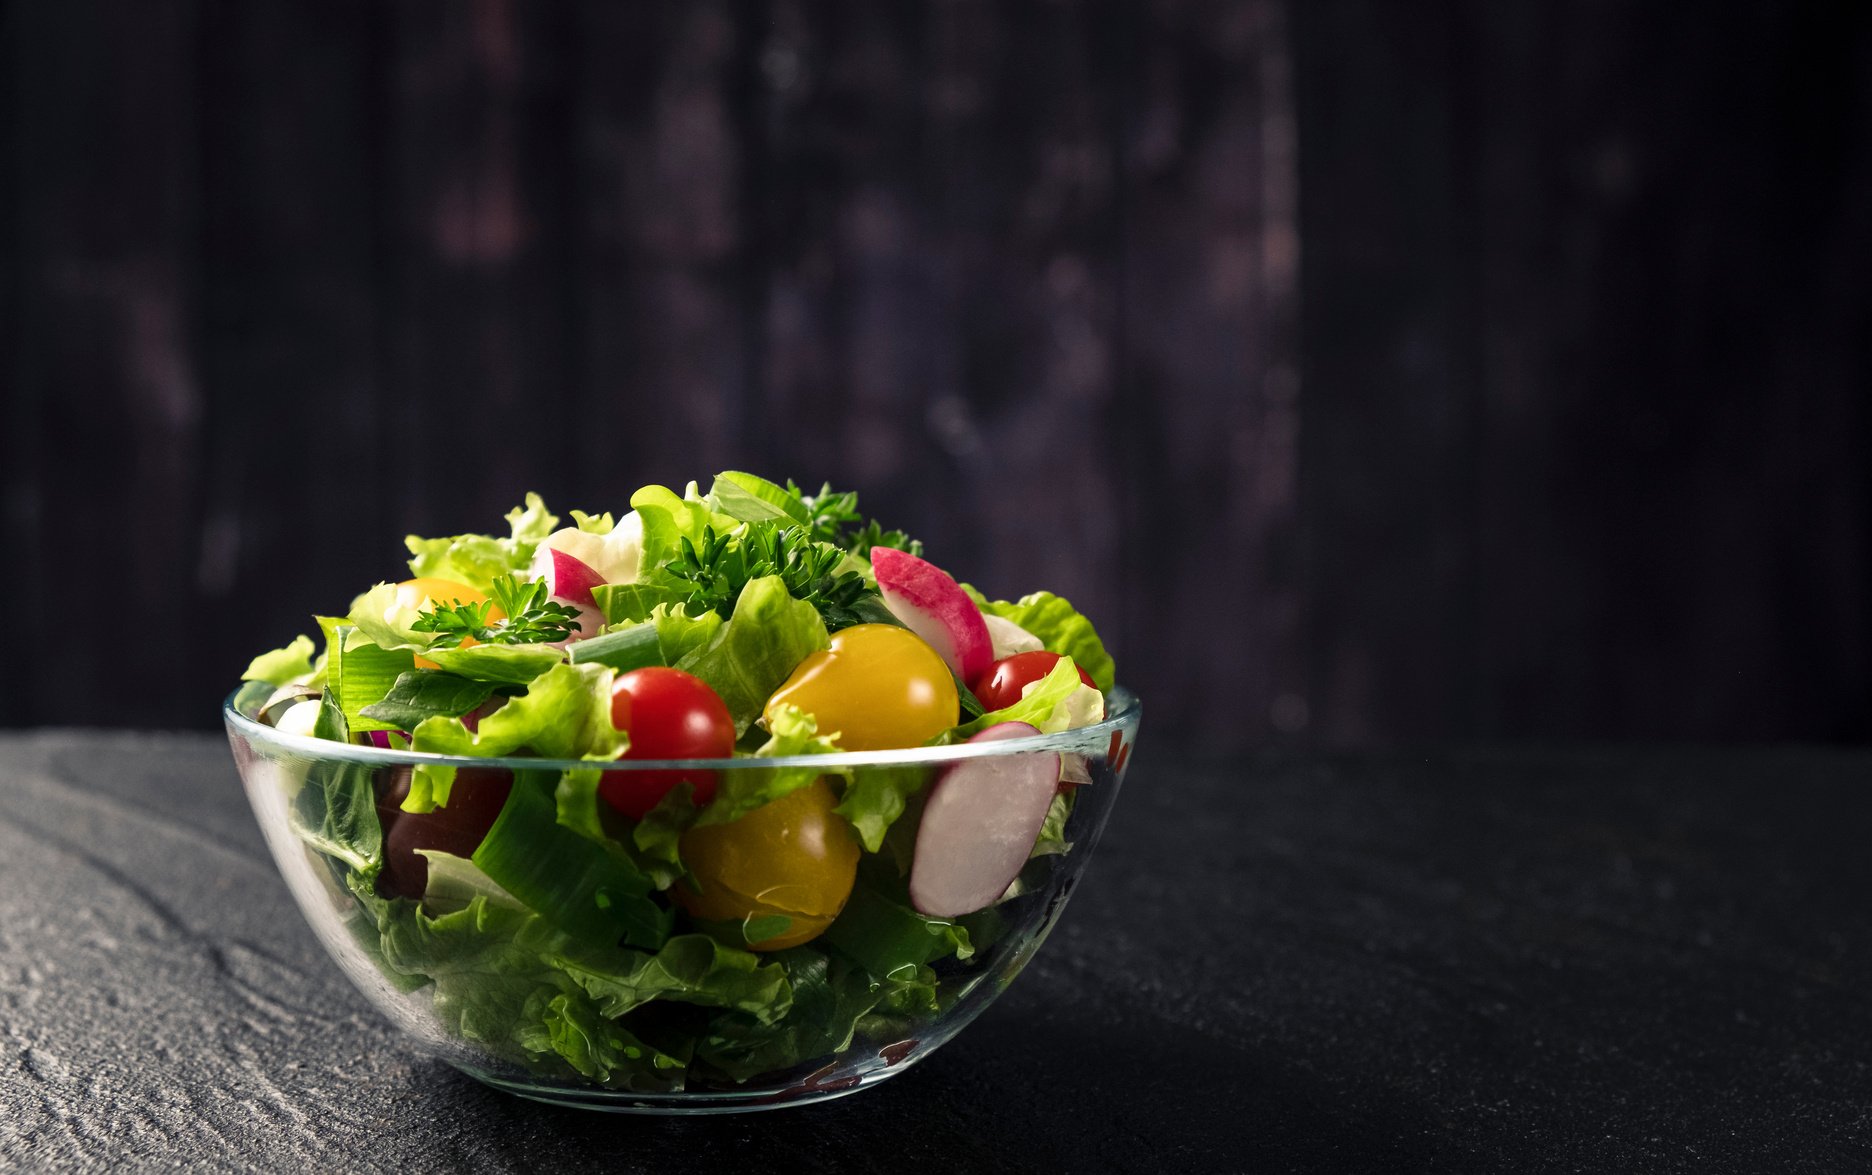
[223,684,1141,1113]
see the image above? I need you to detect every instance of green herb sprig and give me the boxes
[668,523,873,623]
[410,575,583,647]
[788,481,924,558]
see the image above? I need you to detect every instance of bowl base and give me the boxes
[450,1062,898,1114]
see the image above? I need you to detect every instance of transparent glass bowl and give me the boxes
[223,684,1141,1113]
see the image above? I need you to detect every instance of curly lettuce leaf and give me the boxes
[555,934,792,1025]
[406,663,621,811]
[956,655,1101,737]
[614,706,842,888]
[241,635,317,686]
[695,948,883,1083]
[978,591,1115,691]
[695,704,841,829]
[630,484,731,572]
[650,605,725,665]
[675,576,829,735]
[570,509,616,534]
[403,493,558,593]
[375,894,797,1090]
[706,471,811,526]
[833,765,930,853]
[417,643,565,685]
[344,582,433,652]
[591,583,687,625]
[286,692,383,874]
[416,850,526,913]
[1030,790,1074,859]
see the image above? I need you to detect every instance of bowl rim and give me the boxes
[224,683,1142,772]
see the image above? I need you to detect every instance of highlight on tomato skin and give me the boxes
[764,624,959,752]
[600,667,735,820]
[673,778,859,950]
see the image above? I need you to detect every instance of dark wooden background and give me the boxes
[4,1,1869,749]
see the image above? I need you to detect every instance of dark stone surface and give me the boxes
[3,732,1870,1172]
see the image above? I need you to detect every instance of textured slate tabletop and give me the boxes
[2,733,1869,1173]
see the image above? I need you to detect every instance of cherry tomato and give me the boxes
[764,624,958,751]
[601,667,735,820]
[674,778,859,950]
[375,766,513,900]
[970,651,1098,713]
[395,577,504,669]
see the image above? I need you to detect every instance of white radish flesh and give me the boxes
[871,546,994,682]
[909,722,1060,917]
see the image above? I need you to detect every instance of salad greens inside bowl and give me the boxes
[224,472,1140,1112]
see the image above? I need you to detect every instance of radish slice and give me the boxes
[545,548,606,607]
[872,547,993,682]
[909,721,1060,917]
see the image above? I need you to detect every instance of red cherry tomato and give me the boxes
[601,668,735,820]
[969,651,1098,713]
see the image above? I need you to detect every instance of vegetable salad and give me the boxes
[239,472,1118,1090]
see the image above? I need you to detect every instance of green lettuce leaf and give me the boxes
[675,575,829,735]
[343,582,432,652]
[694,705,841,829]
[417,643,564,685]
[706,471,811,526]
[375,894,802,1090]
[978,591,1115,691]
[416,850,526,912]
[322,625,416,734]
[241,635,317,686]
[406,663,621,811]
[955,655,1097,737]
[591,582,687,625]
[652,605,725,664]
[833,765,931,854]
[570,509,616,534]
[470,770,669,950]
[360,670,496,730]
[822,884,972,981]
[287,692,383,873]
[616,706,841,887]
[630,484,729,572]
[520,989,683,1083]
[1030,790,1074,858]
[695,949,884,1083]
[403,493,558,592]
[554,934,792,1024]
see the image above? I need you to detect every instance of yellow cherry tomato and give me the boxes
[674,779,859,950]
[764,623,959,751]
[394,578,504,669]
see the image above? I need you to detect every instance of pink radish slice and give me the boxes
[909,721,1060,917]
[871,546,993,682]
[546,548,607,607]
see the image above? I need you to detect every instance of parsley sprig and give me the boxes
[788,481,923,558]
[410,575,583,647]
[668,523,874,624]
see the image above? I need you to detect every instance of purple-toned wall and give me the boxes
[4,1,1868,747]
